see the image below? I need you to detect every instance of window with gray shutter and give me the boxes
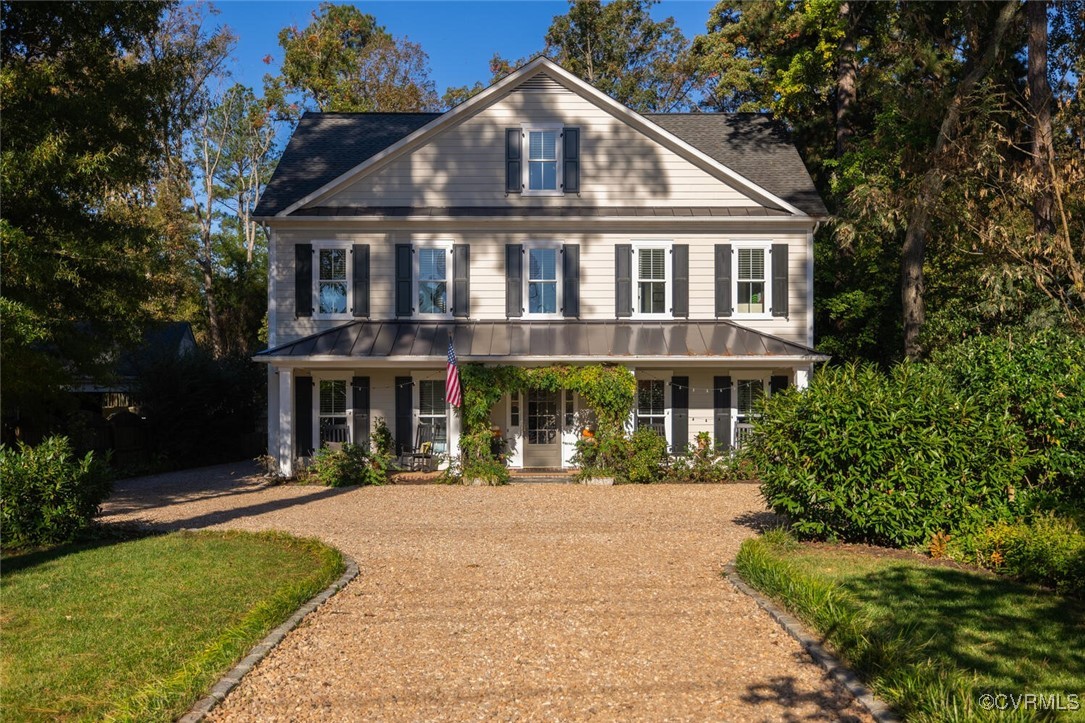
[672,244,689,318]
[295,244,312,318]
[506,244,522,318]
[506,129,522,194]
[453,244,470,318]
[562,244,579,317]
[395,244,412,317]
[715,244,732,317]
[563,128,580,193]
[615,244,632,318]
[771,243,789,317]
[352,244,369,317]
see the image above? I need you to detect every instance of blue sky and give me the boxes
[207,1,716,98]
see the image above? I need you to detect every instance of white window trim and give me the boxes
[312,241,352,320]
[312,371,353,449]
[521,123,564,197]
[633,373,671,449]
[413,241,453,320]
[731,241,774,320]
[414,372,450,455]
[631,241,673,320]
[522,240,564,319]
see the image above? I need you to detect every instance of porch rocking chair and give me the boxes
[406,423,435,471]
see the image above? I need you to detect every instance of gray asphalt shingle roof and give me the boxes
[256,110,827,217]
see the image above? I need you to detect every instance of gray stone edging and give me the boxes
[723,562,902,723]
[178,554,360,723]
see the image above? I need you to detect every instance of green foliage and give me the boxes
[573,426,669,484]
[0,436,113,547]
[952,515,1085,597]
[371,417,395,458]
[131,350,265,468]
[931,328,1085,502]
[737,533,1073,722]
[746,362,1033,547]
[273,2,438,113]
[308,443,389,488]
[0,0,188,419]
[669,431,760,483]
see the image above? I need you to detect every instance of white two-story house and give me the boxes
[254,57,828,476]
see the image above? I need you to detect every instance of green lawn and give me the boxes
[1,530,344,722]
[736,533,1085,722]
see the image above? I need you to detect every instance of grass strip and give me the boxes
[735,531,1084,722]
[1,529,344,722]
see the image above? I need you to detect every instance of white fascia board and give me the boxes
[280,56,809,219]
[264,215,817,231]
[255,354,829,367]
[278,57,554,217]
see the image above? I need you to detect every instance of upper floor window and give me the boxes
[314,243,351,318]
[633,243,671,317]
[736,247,767,314]
[525,243,561,317]
[416,245,450,316]
[522,124,563,196]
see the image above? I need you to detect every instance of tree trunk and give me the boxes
[1028,0,1055,236]
[835,2,857,158]
[901,1,1018,360]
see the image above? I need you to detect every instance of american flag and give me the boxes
[445,338,463,408]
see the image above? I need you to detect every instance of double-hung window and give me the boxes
[418,380,448,453]
[525,243,560,317]
[633,243,671,317]
[314,244,350,317]
[416,245,450,316]
[733,244,772,316]
[523,125,562,195]
[636,379,665,435]
[318,379,348,446]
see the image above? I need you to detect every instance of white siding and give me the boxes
[322,87,762,209]
[270,228,811,345]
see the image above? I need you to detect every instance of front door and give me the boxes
[523,388,561,468]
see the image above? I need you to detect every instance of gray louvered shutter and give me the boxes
[715,244,732,317]
[394,376,413,456]
[672,244,689,318]
[615,244,632,318]
[352,244,369,318]
[352,376,370,449]
[394,244,412,317]
[771,243,789,317]
[506,244,522,318]
[506,129,522,194]
[770,375,790,395]
[295,376,313,457]
[295,244,312,318]
[714,376,732,451]
[453,244,470,318]
[562,127,580,194]
[671,376,689,455]
[562,244,579,318]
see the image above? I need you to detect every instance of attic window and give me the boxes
[523,124,562,195]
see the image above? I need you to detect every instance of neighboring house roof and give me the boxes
[256,74,826,217]
[256,320,828,363]
[116,321,197,378]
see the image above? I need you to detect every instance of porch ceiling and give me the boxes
[256,321,828,364]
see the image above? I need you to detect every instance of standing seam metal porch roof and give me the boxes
[255,321,828,361]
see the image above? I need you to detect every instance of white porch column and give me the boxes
[448,405,462,468]
[795,366,812,390]
[267,366,279,463]
[277,367,294,477]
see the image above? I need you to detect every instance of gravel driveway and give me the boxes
[101,464,870,722]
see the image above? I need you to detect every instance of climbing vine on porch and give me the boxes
[454,364,636,483]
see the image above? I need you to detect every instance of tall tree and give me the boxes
[1027,0,1055,236]
[0,1,189,432]
[273,2,438,113]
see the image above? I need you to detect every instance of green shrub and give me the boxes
[746,362,1033,547]
[307,443,388,487]
[0,436,113,547]
[670,432,730,483]
[932,328,1085,506]
[953,515,1085,596]
[573,426,669,484]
